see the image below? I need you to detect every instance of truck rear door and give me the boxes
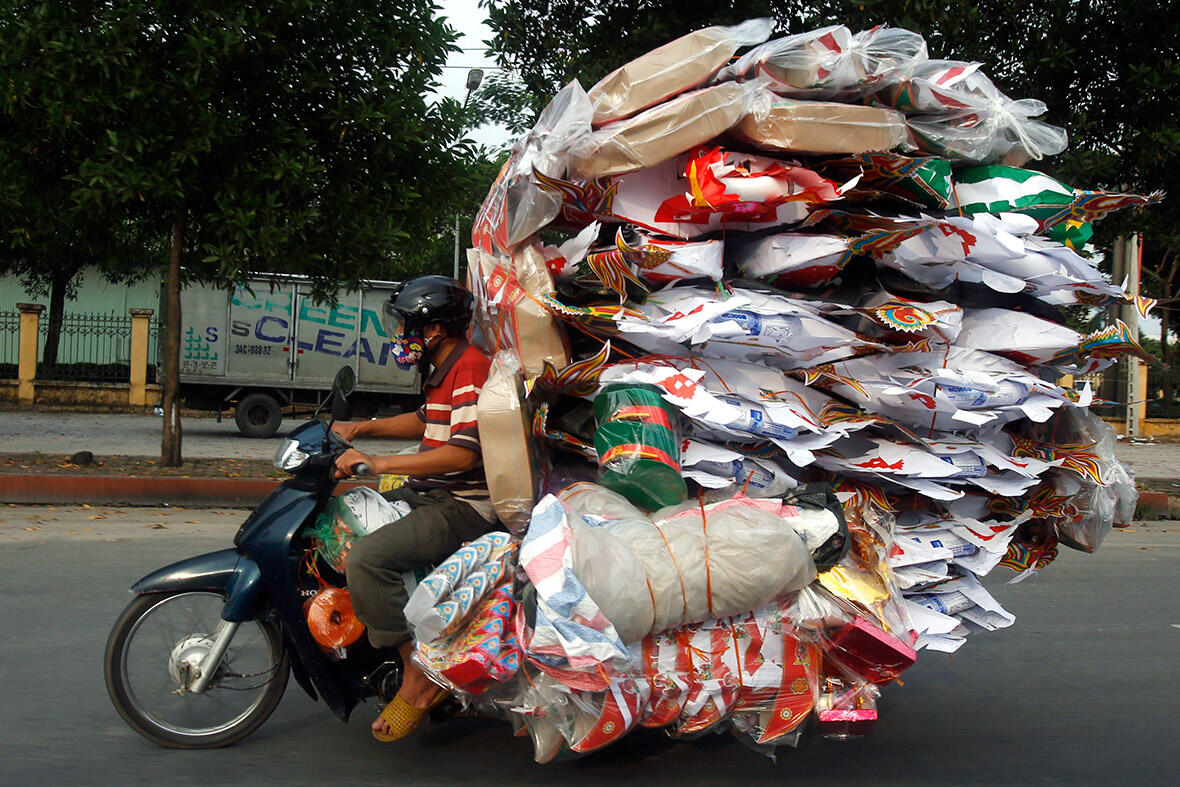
[226,281,296,382]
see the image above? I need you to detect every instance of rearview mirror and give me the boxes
[333,365,356,398]
[330,366,356,423]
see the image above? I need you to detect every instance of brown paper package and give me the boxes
[729,99,908,155]
[476,356,535,535]
[588,27,741,126]
[571,83,748,179]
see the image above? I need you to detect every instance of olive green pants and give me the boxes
[346,486,494,649]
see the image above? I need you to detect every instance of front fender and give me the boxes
[130,548,263,622]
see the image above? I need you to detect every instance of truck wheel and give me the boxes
[235,392,283,438]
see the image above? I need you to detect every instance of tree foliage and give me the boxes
[1,1,476,462]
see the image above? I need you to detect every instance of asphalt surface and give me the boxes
[1,505,1177,785]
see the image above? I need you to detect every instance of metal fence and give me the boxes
[0,310,18,377]
[38,312,133,382]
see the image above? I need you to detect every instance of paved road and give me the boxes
[1,505,1177,785]
[0,411,416,461]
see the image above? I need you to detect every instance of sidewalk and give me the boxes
[0,410,1178,513]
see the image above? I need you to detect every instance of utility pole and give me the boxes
[453,68,484,282]
[453,212,461,280]
[1124,234,1143,438]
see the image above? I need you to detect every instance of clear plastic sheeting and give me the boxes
[451,11,1154,762]
[719,25,928,101]
[302,486,410,573]
[472,81,593,254]
[885,60,1068,163]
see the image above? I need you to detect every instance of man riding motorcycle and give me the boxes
[331,275,495,742]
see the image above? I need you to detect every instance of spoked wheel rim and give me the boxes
[119,592,282,739]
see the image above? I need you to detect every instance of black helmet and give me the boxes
[382,275,473,338]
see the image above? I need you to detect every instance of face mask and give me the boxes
[390,331,425,369]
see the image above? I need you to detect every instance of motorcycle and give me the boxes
[104,366,406,748]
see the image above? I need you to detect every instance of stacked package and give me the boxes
[411,19,1161,761]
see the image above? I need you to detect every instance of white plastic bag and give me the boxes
[472,81,593,253]
[719,25,927,101]
[887,60,1068,162]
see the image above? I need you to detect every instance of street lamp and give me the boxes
[455,68,485,279]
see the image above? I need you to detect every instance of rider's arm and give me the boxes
[333,410,426,442]
[373,444,476,476]
[334,443,477,478]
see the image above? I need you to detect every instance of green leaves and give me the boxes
[0,0,476,291]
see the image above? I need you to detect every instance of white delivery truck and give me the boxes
[170,273,419,437]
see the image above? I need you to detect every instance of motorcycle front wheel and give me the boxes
[104,591,290,749]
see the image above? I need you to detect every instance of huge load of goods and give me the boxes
[309,19,1162,761]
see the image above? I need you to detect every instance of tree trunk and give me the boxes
[161,208,184,466]
[1162,293,1174,414]
[41,264,78,368]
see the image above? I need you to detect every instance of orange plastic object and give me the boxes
[305,588,366,650]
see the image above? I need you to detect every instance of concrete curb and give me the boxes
[1136,491,1180,520]
[2,474,1177,517]
[0,475,372,507]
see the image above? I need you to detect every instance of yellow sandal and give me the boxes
[372,690,449,742]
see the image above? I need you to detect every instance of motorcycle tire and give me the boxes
[104,591,290,749]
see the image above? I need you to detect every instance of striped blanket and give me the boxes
[518,494,631,688]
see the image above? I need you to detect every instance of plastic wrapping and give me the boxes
[570,82,762,178]
[588,18,774,126]
[506,602,821,759]
[547,224,725,292]
[887,60,1068,163]
[302,487,410,573]
[304,587,365,654]
[817,490,917,655]
[720,25,927,101]
[414,577,521,697]
[472,81,593,254]
[467,245,570,378]
[593,382,687,510]
[1010,408,1138,553]
[814,671,880,740]
[560,483,817,635]
[729,98,909,156]
[453,12,1157,761]
[404,532,515,640]
[730,232,851,286]
[477,352,538,535]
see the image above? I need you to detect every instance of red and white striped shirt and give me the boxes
[411,340,491,501]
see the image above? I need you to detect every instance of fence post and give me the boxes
[1136,363,1149,435]
[17,303,44,404]
[128,308,154,406]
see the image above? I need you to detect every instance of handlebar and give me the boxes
[351,463,371,477]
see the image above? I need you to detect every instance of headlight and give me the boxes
[273,438,309,471]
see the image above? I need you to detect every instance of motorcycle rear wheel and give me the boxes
[104,591,290,749]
